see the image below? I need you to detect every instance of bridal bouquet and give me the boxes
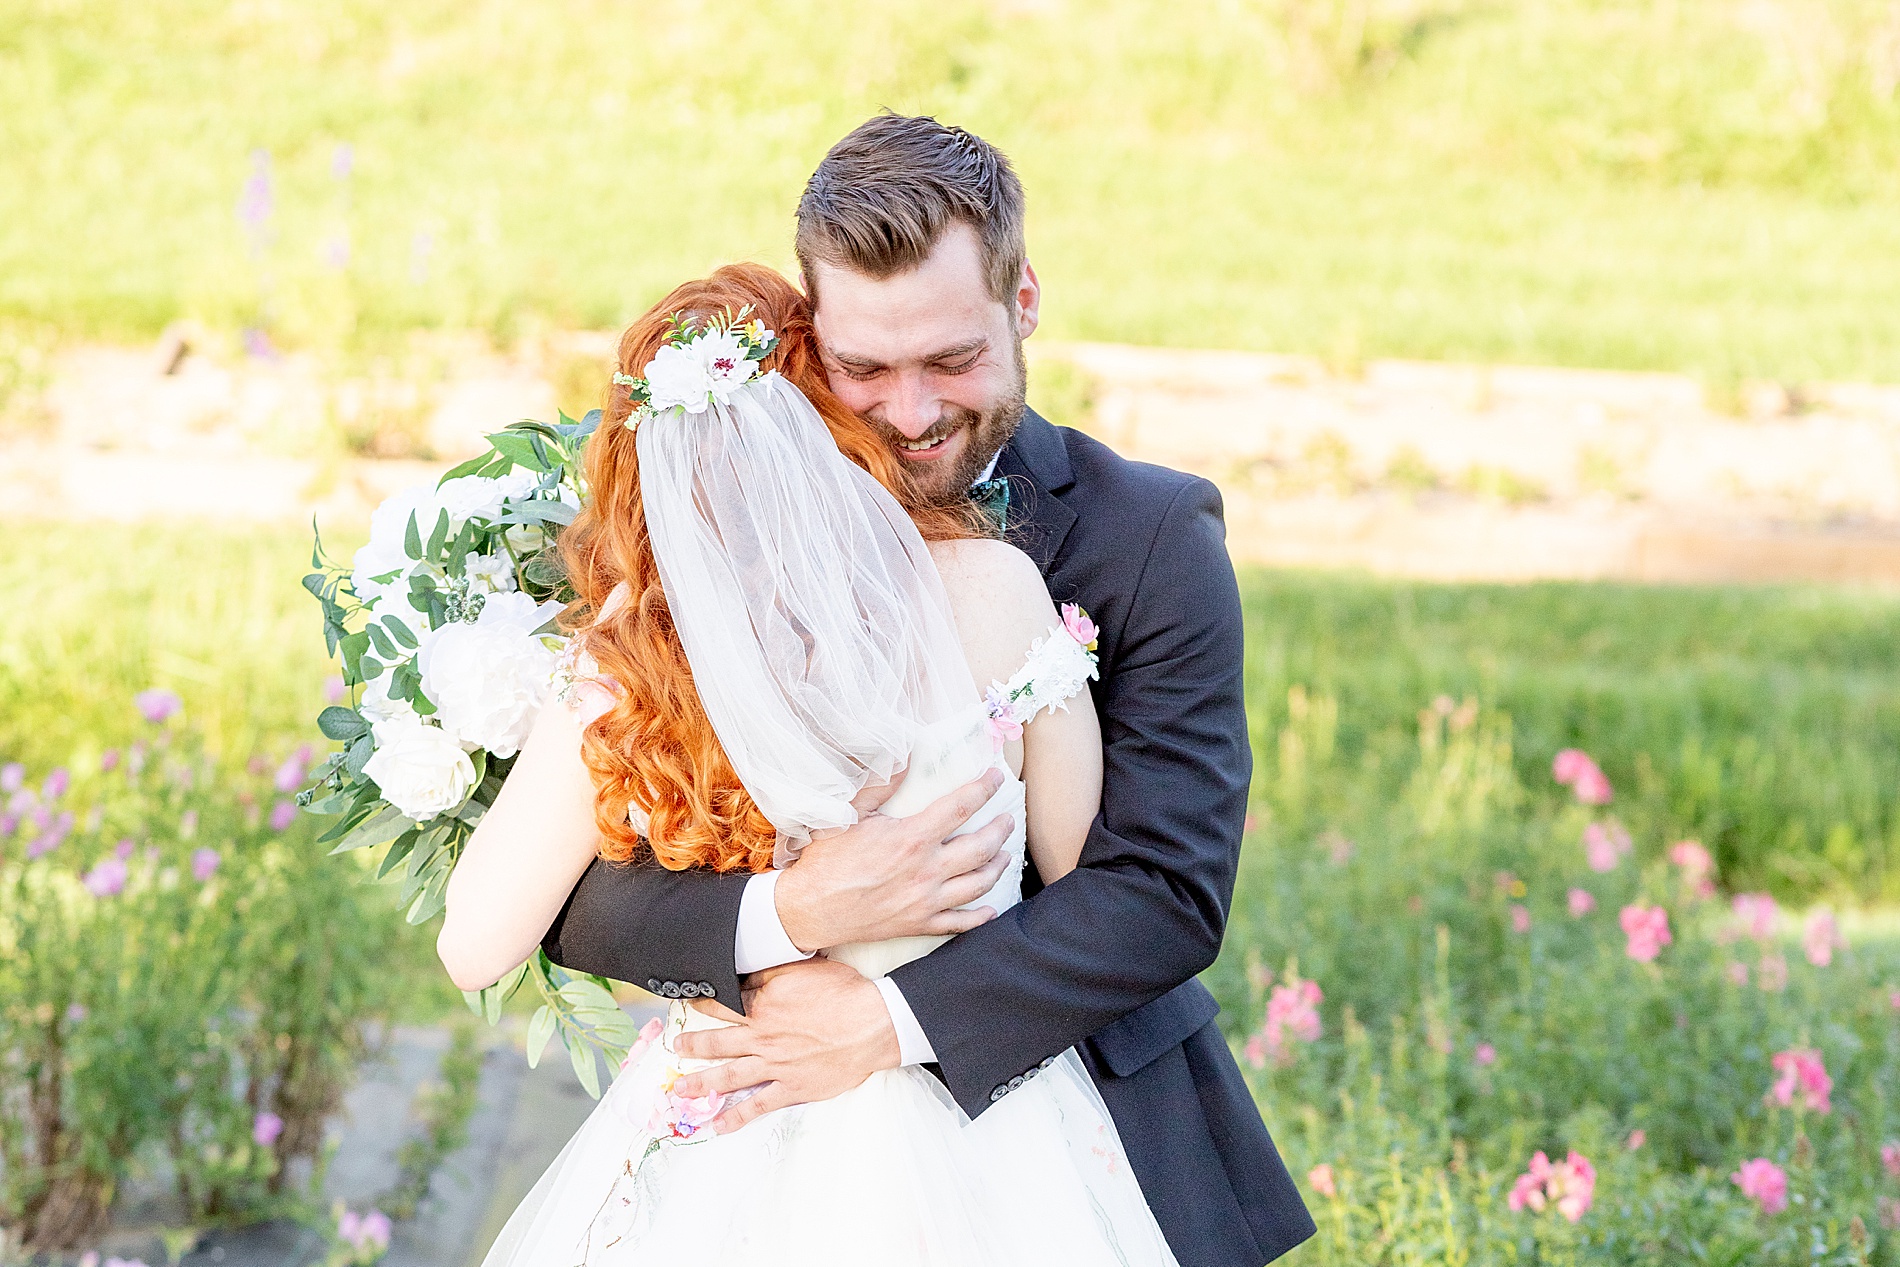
[302,410,643,1094]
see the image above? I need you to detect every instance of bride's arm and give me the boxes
[436,680,608,991]
[930,539,1102,883]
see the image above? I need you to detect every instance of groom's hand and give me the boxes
[774,766,1013,951]
[671,958,898,1133]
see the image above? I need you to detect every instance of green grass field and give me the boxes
[8,525,1897,902]
[6,0,1900,384]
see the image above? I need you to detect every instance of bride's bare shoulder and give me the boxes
[927,538,1059,680]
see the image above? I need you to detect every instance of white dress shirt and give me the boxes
[730,447,1008,1067]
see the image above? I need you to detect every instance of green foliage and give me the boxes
[1238,570,1900,900]
[1215,688,1900,1264]
[6,0,1900,380]
[379,1021,484,1221]
[0,725,401,1251]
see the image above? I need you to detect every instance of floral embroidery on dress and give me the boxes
[984,603,1101,747]
[550,633,599,710]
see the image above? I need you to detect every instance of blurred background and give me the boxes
[4,2,1900,1265]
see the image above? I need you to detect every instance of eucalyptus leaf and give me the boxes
[318,706,370,741]
[376,830,418,879]
[526,1006,557,1069]
[568,1033,601,1099]
[426,508,451,561]
[327,804,409,855]
[343,731,375,779]
[383,614,418,649]
[404,510,423,561]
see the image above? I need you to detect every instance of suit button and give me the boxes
[661,982,682,998]
[1039,1057,1055,1070]
[1008,1075,1025,1090]
[990,1085,1008,1103]
[646,979,661,992]
[678,982,699,998]
[696,982,715,998]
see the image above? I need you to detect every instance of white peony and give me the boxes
[351,484,435,606]
[363,715,477,821]
[693,329,760,403]
[416,591,565,758]
[435,470,540,525]
[643,342,712,414]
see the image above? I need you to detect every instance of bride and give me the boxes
[435,263,1179,1266]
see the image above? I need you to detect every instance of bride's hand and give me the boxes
[774,767,1013,952]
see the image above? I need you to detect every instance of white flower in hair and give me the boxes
[693,328,761,402]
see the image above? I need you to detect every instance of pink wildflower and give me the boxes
[1726,961,1750,986]
[83,857,128,898]
[100,749,120,773]
[1619,903,1671,962]
[1509,904,1531,934]
[191,848,221,882]
[1669,839,1716,897]
[275,745,313,793]
[1731,1157,1788,1214]
[1475,1042,1497,1067]
[253,1110,284,1146]
[1757,952,1789,992]
[1882,1196,1900,1231]
[180,808,198,837]
[1554,749,1613,804]
[114,838,134,860]
[1507,1150,1595,1222]
[43,768,69,800]
[324,675,348,704]
[1765,1048,1831,1114]
[1060,602,1099,649]
[270,800,298,832]
[1732,893,1777,941]
[1583,821,1632,872]
[1258,975,1323,1065]
[1307,1163,1336,1199]
[1567,887,1597,917]
[1627,1129,1645,1150]
[1243,1034,1266,1069]
[1880,1142,1900,1179]
[0,763,21,793]
[135,688,182,724]
[1802,909,1840,967]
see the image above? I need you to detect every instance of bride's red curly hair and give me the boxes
[560,263,981,873]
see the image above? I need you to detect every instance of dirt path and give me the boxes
[9,333,1900,584]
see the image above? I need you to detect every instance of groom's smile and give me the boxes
[811,223,1037,504]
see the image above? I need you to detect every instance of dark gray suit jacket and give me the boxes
[543,410,1316,1266]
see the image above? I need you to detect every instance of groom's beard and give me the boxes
[868,335,1028,506]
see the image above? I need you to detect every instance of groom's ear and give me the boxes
[1014,261,1042,341]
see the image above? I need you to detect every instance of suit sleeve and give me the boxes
[886,478,1250,1116]
[542,857,753,1009]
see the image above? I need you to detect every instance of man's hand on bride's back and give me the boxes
[774,766,1013,952]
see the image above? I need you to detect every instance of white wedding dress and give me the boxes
[481,683,1180,1267]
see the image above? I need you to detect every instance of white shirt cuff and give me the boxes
[874,977,939,1066]
[733,871,814,976]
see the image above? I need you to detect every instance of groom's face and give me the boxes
[811,223,1039,504]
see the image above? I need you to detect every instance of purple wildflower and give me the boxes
[274,748,310,793]
[192,847,221,882]
[180,809,199,838]
[84,857,128,897]
[100,748,120,773]
[0,762,22,793]
[135,689,182,724]
[270,800,297,832]
[43,768,69,800]
[0,813,15,836]
[114,838,135,860]
[253,1111,284,1147]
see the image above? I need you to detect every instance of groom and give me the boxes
[542,114,1315,1267]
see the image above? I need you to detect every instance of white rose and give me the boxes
[364,716,477,821]
[416,592,566,758]
[359,669,417,725]
[643,342,711,414]
[694,329,759,402]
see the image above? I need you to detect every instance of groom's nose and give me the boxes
[884,372,942,439]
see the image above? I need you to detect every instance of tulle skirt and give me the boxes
[480,1002,1179,1267]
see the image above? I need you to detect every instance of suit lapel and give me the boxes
[996,408,1078,575]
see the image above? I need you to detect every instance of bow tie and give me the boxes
[969,476,1011,531]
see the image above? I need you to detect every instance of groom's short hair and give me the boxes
[796,113,1025,306]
